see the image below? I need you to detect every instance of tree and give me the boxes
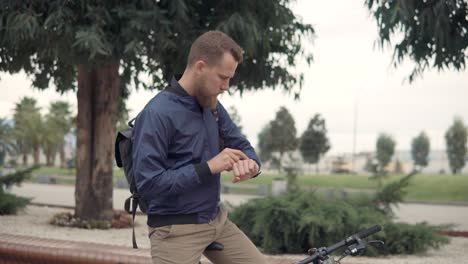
[299,114,331,173]
[269,106,298,171]
[0,1,314,222]
[227,106,244,136]
[411,131,430,172]
[43,101,73,167]
[372,133,396,188]
[0,118,17,167]
[257,124,276,166]
[366,0,468,82]
[13,97,42,166]
[445,118,467,174]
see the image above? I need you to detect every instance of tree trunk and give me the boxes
[75,61,119,221]
[33,145,40,165]
[22,147,28,166]
[278,152,283,173]
[46,152,51,166]
[51,148,57,166]
[59,143,66,168]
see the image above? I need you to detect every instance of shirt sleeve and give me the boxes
[132,106,210,200]
[217,102,262,171]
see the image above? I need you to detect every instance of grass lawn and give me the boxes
[221,172,468,204]
[23,166,468,204]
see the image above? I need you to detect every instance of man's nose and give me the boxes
[221,80,230,91]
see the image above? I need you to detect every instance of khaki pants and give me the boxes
[148,206,267,264]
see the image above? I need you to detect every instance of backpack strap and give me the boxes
[125,194,140,249]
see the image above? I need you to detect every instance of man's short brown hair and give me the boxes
[187,31,243,67]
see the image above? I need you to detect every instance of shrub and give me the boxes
[0,166,35,215]
[230,189,448,255]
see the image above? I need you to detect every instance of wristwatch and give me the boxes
[250,170,262,179]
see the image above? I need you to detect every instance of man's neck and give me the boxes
[178,71,196,97]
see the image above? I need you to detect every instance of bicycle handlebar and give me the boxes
[294,225,382,264]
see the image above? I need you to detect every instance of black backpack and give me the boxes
[115,117,147,249]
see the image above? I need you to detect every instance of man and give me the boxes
[133,31,267,264]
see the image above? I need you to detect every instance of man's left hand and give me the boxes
[232,159,259,183]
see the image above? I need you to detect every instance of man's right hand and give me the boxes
[207,148,248,174]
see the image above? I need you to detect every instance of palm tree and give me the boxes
[43,101,73,167]
[0,118,17,167]
[13,97,43,166]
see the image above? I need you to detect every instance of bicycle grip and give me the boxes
[355,225,382,239]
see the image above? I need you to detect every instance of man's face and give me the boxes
[197,52,238,97]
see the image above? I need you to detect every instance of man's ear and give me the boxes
[194,60,206,74]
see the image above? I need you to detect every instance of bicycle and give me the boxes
[202,225,383,264]
[293,225,384,264]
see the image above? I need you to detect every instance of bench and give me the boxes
[0,233,151,264]
[0,233,302,264]
[37,175,57,184]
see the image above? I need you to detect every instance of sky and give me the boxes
[0,1,467,155]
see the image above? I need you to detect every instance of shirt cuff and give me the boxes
[194,162,212,183]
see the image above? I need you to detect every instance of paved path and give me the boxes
[8,183,468,230]
[8,183,257,209]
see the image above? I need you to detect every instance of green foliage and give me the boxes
[380,222,448,255]
[0,166,36,215]
[0,0,314,96]
[13,97,42,165]
[0,192,30,215]
[227,106,244,136]
[43,101,73,166]
[299,114,331,165]
[371,134,396,188]
[411,131,430,171]
[376,134,396,171]
[230,180,448,255]
[0,118,17,166]
[373,171,416,215]
[366,0,468,82]
[269,106,298,164]
[445,118,467,174]
[257,124,275,163]
[257,107,298,172]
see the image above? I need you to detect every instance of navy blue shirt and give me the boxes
[132,77,260,224]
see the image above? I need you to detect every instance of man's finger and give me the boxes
[242,160,250,177]
[249,159,257,174]
[237,161,245,177]
[233,163,240,178]
[248,160,255,173]
[230,149,248,160]
[226,152,240,163]
[226,158,235,171]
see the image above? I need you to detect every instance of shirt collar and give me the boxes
[168,75,190,97]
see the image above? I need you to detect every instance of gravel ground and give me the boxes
[1,205,468,264]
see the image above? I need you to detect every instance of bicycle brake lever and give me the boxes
[368,240,385,248]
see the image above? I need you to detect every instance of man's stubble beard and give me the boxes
[195,75,218,110]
